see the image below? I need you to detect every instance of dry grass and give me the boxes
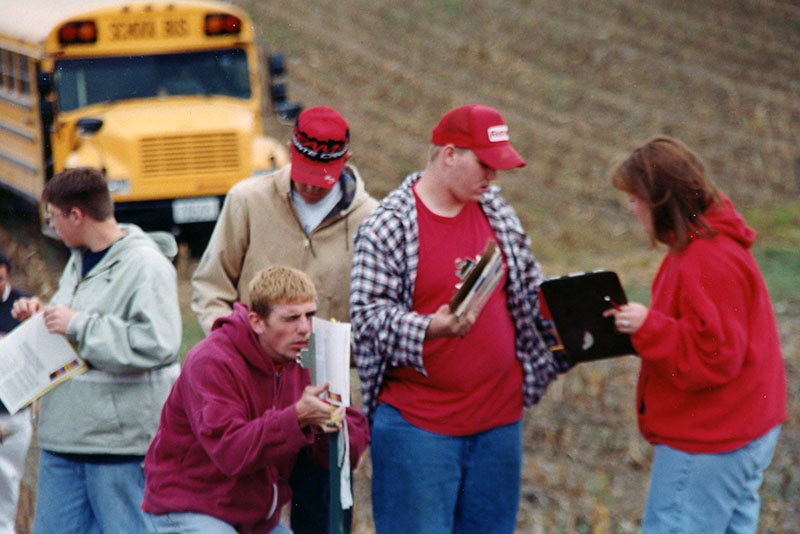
[235,3,799,529]
[4,0,800,532]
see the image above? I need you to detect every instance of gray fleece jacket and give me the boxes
[37,224,182,455]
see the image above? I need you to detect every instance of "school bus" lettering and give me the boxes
[108,18,188,41]
[110,20,156,40]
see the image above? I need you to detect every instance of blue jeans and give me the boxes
[643,425,781,534]
[144,511,292,534]
[0,407,33,534]
[33,450,148,534]
[371,403,522,534]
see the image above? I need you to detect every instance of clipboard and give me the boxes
[539,270,636,363]
[449,239,503,319]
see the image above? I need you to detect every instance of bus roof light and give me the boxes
[223,15,240,33]
[205,14,241,36]
[58,21,97,44]
[78,22,97,42]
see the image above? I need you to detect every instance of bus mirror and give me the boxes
[275,101,302,124]
[263,52,301,123]
[37,72,53,97]
[269,82,287,106]
[77,118,104,136]
[267,54,286,77]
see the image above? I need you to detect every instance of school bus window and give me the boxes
[55,49,251,112]
[19,56,31,95]
[0,51,5,91]
[5,52,15,92]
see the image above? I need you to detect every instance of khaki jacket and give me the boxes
[192,164,378,333]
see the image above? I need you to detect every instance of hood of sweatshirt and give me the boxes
[212,302,277,377]
[699,194,756,249]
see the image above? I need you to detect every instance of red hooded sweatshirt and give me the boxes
[631,195,786,453]
[143,303,369,533]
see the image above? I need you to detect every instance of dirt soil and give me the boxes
[4,0,800,531]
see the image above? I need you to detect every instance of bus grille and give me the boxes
[139,133,242,179]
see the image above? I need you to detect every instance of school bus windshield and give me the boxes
[54,48,251,112]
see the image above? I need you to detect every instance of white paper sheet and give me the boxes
[0,313,86,414]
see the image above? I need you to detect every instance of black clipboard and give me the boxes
[539,270,636,363]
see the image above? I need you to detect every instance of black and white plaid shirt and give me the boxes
[350,172,570,422]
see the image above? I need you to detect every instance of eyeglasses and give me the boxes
[44,208,68,224]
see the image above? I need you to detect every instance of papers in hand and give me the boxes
[299,318,351,407]
[0,313,87,414]
[449,239,504,319]
[298,317,353,510]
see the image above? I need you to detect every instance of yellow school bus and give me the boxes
[0,0,299,253]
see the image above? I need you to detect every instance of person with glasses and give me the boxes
[12,167,182,534]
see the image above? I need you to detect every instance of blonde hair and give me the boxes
[248,265,317,319]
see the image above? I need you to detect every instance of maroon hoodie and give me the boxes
[631,195,786,453]
[143,303,369,533]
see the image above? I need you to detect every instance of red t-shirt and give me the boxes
[378,188,523,435]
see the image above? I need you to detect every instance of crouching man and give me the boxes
[142,265,370,534]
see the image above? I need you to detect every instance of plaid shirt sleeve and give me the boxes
[483,189,573,408]
[350,180,431,421]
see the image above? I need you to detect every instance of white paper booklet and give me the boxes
[309,317,351,407]
[0,313,87,414]
[299,317,354,509]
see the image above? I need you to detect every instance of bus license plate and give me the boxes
[172,197,220,224]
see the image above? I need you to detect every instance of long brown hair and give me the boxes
[609,136,722,251]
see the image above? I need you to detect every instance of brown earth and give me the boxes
[4,0,800,532]
[238,2,800,530]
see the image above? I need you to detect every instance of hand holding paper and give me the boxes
[42,306,77,335]
[296,382,337,430]
[426,304,476,340]
[10,296,43,323]
[0,312,87,414]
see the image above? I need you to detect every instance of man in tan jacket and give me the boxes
[192,105,377,333]
[191,105,377,534]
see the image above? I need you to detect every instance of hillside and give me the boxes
[232,1,800,532]
[242,0,799,272]
[5,1,799,532]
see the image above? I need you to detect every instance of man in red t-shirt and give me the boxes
[350,105,570,533]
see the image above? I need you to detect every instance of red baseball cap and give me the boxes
[290,106,350,188]
[431,104,526,170]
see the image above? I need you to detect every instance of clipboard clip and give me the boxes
[454,256,478,285]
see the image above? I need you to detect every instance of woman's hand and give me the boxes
[603,302,649,334]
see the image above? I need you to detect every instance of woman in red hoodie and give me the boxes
[604,136,786,534]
